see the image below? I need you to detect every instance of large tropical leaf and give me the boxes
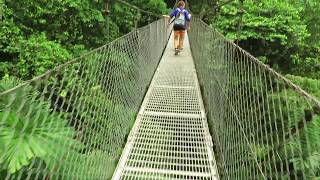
[0,77,81,174]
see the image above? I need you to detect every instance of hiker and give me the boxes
[168,0,191,55]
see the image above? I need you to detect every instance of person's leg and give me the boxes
[174,31,180,49]
[178,30,185,50]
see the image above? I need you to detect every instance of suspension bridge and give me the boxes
[1,17,320,180]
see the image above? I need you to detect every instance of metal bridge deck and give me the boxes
[113,33,219,180]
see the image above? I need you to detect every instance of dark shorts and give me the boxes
[173,24,186,31]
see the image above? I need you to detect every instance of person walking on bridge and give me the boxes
[168,0,191,55]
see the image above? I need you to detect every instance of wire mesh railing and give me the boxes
[189,18,320,179]
[0,18,171,180]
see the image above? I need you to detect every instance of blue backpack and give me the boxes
[174,9,186,27]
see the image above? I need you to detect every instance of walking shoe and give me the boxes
[174,48,180,55]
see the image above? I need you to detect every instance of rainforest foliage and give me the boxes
[2,0,318,83]
[1,0,320,179]
[187,0,320,178]
[0,0,169,179]
[0,0,169,79]
[194,0,320,87]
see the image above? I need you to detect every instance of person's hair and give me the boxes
[178,1,185,7]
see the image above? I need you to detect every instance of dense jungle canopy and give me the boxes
[1,0,320,94]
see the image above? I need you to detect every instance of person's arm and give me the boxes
[168,8,177,23]
[169,8,178,18]
[185,10,191,29]
[184,10,191,22]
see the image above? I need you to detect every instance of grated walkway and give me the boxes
[113,33,219,180]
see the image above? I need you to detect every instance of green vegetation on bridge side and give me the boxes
[0,0,169,179]
[192,0,320,99]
